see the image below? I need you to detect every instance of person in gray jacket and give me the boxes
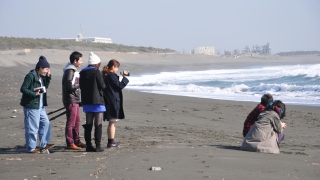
[241,100,287,154]
[62,51,86,150]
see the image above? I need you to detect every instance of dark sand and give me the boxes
[0,50,319,179]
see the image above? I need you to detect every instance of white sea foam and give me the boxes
[127,64,320,106]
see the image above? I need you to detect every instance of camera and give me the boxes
[121,71,130,76]
[39,88,44,93]
[34,87,45,93]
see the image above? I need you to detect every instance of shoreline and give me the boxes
[126,90,320,110]
[127,88,320,108]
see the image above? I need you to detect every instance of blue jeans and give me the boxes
[23,107,51,152]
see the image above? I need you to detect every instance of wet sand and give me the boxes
[0,50,319,179]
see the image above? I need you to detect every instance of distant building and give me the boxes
[261,43,271,55]
[194,46,215,55]
[60,33,112,44]
[251,43,271,55]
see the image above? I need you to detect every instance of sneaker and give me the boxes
[107,143,120,148]
[66,144,81,150]
[45,144,55,149]
[41,149,50,154]
[75,142,86,148]
[40,144,55,153]
[28,149,40,154]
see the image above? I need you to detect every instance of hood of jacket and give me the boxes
[63,62,77,72]
[31,69,41,82]
[81,65,96,72]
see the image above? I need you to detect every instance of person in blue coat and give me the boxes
[102,59,129,148]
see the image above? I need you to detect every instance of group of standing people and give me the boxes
[20,51,129,153]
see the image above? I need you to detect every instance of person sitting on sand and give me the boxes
[242,93,273,137]
[241,100,287,154]
[20,56,54,154]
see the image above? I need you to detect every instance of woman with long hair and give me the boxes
[102,59,129,148]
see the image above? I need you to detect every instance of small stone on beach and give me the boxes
[150,166,162,171]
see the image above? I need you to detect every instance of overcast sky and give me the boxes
[0,0,319,54]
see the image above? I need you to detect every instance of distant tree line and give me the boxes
[0,36,176,53]
[275,51,320,56]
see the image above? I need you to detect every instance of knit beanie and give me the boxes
[88,52,101,65]
[36,56,50,68]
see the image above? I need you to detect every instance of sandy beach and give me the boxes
[0,50,319,180]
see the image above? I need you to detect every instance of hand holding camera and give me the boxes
[120,70,130,77]
[34,86,46,95]
[39,88,44,93]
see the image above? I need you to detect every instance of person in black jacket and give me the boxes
[79,52,106,152]
[102,59,129,148]
[62,51,86,150]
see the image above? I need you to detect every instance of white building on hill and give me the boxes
[61,34,112,44]
[194,46,215,55]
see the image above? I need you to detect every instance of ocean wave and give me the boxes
[127,64,320,106]
[130,64,320,85]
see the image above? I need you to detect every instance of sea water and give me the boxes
[127,64,320,107]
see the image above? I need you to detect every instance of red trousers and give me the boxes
[64,103,81,146]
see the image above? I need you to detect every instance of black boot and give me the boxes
[83,124,95,152]
[94,124,104,152]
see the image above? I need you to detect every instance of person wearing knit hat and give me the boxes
[88,52,101,65]
[20,55,54,154]
[37,56,50,68]
[79,52,106,152]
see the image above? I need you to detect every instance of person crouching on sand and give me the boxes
[101,59,129,148]
[20,56,54,154]
[241,100,287,154]
[79,52,106,152]
[242,93,273,137]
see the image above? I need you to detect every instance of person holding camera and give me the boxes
[62,51,86,150]
[241,100,287,154]
[20,56,54,154]
[79,52,106,152]
[102,59,129,148]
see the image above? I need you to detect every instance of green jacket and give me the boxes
[20,70,51,109]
